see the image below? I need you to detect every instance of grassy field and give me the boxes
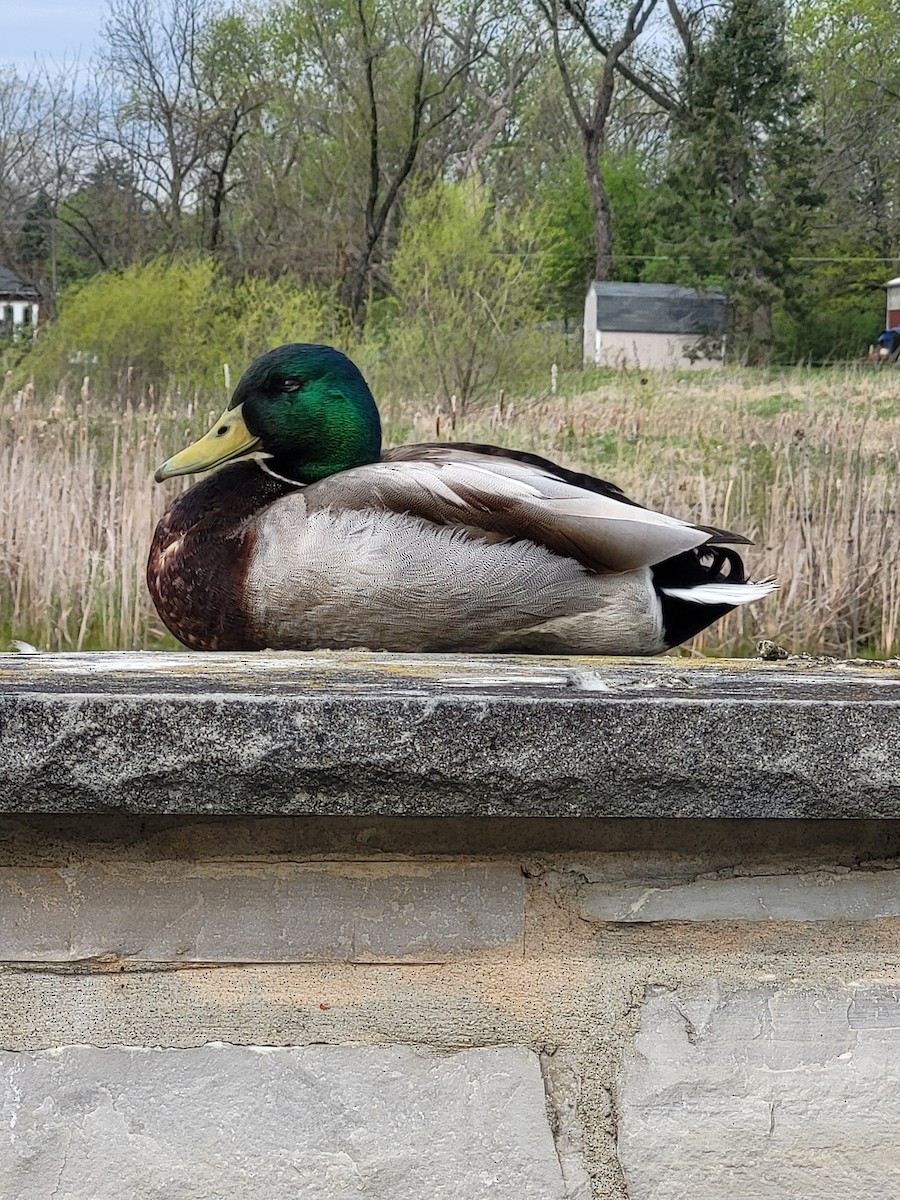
[1,365,898,658]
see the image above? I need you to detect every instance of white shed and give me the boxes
[0,266,39,338]
[583,281,726,369]
[885,276,900,330]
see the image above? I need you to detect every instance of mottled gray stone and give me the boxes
[0,1043,567,1199]
[618,983,900,1199]
[0,862,524,961]
[579,867,900,923]
[540,1053,594,1200]
[1,651,899,817]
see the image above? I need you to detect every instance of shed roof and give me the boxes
[0,266,38,299]
[588,281,726,335]
[884,277,900,288]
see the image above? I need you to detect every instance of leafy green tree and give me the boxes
[794,0,900,261]
[383,179,550,409]
[772,259,886,362]
[538,150,662,316]
[656,0,822,363]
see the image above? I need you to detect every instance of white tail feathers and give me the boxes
[660,579,778,606]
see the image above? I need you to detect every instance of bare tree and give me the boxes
[439,12,543,183]
[536,0,660,280]
[0,62,90,315]
[240,0,541,309]
[0,70,44,274]
[337,0,484,320]
[101,0,262,252]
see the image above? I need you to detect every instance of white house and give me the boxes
[583,281,726,369]
[0,266,40,338]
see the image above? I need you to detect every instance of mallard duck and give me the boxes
[148,344,775,654]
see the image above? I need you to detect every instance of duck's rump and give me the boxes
[244,501,668,654]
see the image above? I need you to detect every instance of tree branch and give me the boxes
[558,0,685,116]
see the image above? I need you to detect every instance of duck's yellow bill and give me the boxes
[154,403,261,482]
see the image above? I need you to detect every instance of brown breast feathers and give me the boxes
[147,461,295,651]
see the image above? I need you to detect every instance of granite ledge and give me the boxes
[0,651,898,818]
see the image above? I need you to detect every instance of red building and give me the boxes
[886,276,900,329]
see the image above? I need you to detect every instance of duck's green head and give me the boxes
[155,344,382,485]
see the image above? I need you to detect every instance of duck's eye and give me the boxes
[280,378,303,393]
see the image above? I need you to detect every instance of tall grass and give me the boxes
[1,366,898,656]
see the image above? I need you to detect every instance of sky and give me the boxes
[0,1,107,71]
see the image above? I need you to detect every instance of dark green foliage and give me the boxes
[774,275,887,363]
[652,0,822,363]
[18,192,53,267]
[539,153,663,319]
[55,160,162,283]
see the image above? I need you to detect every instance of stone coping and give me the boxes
[0,651,898,817]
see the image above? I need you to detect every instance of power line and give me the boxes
[610,254,900,265]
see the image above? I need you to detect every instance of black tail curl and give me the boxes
[652,545,749,647]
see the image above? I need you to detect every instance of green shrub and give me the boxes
[21,258,330,399]
[378,179,560,410]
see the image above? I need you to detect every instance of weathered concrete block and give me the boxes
[2,652,900,816]
[617,982,900,1199]
[579,867,900,923]
[0,862,524,962]
[1,1043,567,1199]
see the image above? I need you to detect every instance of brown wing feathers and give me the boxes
[302,442,749,575]
[385,442,634,501]
[382,443,750,547]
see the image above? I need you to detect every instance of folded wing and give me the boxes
[301,445,748,574]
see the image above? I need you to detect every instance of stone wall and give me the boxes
[4,814,900,1198]
[2,652,900,1198]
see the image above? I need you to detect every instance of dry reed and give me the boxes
[1,366,898,656]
